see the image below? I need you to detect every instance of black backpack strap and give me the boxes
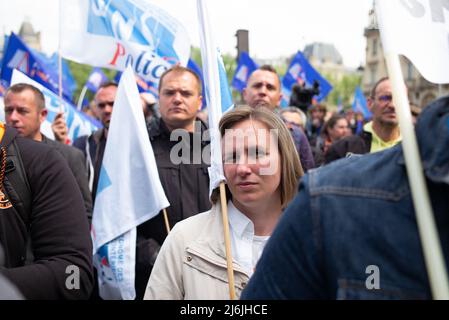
[1,135,33,265]
[4,138,32,221]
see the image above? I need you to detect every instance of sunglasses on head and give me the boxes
[97,101,114,109]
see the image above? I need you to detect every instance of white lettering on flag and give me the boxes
[376,0,449,83]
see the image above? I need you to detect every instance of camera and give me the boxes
[289,80,320,113]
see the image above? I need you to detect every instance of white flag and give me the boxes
[92,65,169,300]
[61,0,190,84]
[197,0,234,197]
[375,0,449,84]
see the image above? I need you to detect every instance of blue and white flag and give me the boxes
[197,0,234,197]
[92,65,169,300]
[231,52,259,93]
[61,0,191,86]
[10,69,100,141]
[187,58,207,109]
[281,51,333,106]
[86,67,108,92]
[114,70,159,98]
[352,86,371,120]
[1,33,76,101]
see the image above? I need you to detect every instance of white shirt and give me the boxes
[227,201,270,276]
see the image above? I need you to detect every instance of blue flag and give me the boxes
[86,67,108,92]
[352,86,372,120]
[34,51,77,101]
[281,51,333,106]
[187,58,207,109]
[1,33,76,102]
[114,71,159,98]
[231,52,258,93]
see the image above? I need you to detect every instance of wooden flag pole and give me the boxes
[219,181,235,299]
[162,208,170,235]
[384,52,449,299]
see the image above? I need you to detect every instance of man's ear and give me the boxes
[277,91,283,107]
[197,95,203,111]
[39,108,48,124]
[367,97,374,112]
[242,88,248,103]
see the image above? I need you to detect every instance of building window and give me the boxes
[370,65,377,85]
[372,38,377,56]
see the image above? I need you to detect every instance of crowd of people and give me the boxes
[0,61,447,301]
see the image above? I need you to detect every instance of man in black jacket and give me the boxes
[4,83,93,223]
[0,123,93,299]
[136,65,211,299]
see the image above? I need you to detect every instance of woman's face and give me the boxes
[328,118,350,142]
[222,119,281,209]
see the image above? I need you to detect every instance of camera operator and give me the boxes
[289,80,320,114]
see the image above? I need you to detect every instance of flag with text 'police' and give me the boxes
[187,58,207,109]
[92,66,169,300]
[86,67,108,92]
[114,71,159,98]
[231,52,259,93]
[61,0,191,86]
[352,86,371,120]
[11,69,100,142]
[281,51,333,106]
[375,0,449,84]
[197,0,234,197]
[1,33,75,101]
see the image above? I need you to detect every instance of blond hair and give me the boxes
[212,105,303,208]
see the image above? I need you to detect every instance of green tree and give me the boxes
[325,73,362,111]
[66,60,117,105]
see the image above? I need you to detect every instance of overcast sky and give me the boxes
[0,0,374,68]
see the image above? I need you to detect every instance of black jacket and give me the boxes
[73,128,107,203]
[135,117,211,299]
[0,126,94,299]
[42,135,93,224]
[324,131,372,164]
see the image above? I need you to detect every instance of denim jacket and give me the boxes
[241,96,449,299]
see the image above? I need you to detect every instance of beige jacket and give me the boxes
[144,203,251,300]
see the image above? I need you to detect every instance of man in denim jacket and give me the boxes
[241,96,449,299]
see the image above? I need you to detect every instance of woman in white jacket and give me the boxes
[144,106,303,300]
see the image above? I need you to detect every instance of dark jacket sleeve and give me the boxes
[45,138,93,225]
[325,135,369,164]
[296,126,315,171]
[0,138,93,299]
[63,145,93,224]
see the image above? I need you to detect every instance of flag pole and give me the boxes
[219,182,235,299]
[77,85,88,111]
[58,0,64,113]
[384,52,449,299]
[162,208,170,234]
[197,0,236,299]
